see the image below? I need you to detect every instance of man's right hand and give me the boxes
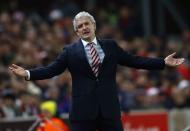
[9,64,27,78]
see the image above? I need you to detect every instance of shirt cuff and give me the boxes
[25,70,30,80]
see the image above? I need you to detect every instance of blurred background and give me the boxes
[0,0,190,130]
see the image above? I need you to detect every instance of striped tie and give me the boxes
[88,42,101,77]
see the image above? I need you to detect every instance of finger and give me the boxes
[11,64,19,69]
[181,58,185,61]
[176,58,185,65]
[9,67,13,70]
[180,58,185,63]
[168,52,176,58]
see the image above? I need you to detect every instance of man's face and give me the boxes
[75,16,96,42]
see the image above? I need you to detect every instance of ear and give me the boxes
[75,29,80,36]
[94,23,96,31]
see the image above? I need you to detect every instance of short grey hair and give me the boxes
[73,11,96,31]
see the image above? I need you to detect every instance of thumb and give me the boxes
[168,52,176,58]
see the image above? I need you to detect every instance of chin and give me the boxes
[82,36,91,41]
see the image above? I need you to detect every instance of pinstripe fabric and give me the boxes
[88,42,101,77]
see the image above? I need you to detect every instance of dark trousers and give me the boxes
[71,118,123,131]
[70,111,123,131]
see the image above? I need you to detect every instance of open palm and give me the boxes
[164,52,185,66]
[9,64,27,78]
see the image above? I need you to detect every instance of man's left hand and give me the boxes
[164,52,185,67]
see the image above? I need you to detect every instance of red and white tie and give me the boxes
[89,43,101,77]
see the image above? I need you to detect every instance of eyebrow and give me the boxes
[77,21,90,28]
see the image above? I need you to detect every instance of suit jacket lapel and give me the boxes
[98,39,109,77]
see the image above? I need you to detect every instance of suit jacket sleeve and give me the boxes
[114,41,165,70]
[29,47,68,80]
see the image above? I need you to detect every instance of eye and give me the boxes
[84,22,89,26]
[77,24,82,29]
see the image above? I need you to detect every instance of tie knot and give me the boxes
[88,42,94,46]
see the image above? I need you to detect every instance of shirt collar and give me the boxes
[81,37,98,47]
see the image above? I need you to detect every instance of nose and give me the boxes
[82,24,87,30]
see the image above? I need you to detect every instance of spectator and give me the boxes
[36,100,69,131]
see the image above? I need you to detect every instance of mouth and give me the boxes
[83,31,90,35]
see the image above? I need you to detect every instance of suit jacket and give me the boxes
[29,39,165,120]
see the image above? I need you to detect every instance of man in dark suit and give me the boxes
[9,11,184,131]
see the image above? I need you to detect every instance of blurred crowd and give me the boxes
[0,0,190,119]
